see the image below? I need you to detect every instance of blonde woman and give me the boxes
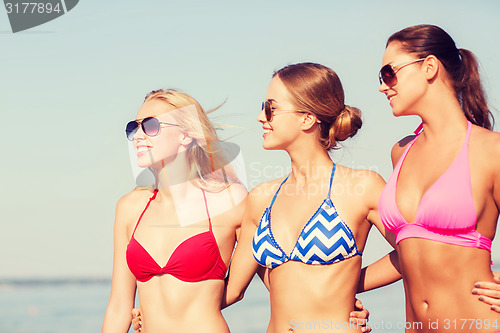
[102,89,247,332]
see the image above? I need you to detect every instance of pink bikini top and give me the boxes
[126,190,227,283]
[379,121,492,251]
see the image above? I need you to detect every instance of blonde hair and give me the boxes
[144,89,238,192]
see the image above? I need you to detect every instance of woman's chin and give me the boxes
[262,143,275,150]
[137,159,153,168]
[262,141,285,151]
[262,140,278,150]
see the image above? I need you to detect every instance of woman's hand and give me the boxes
[131,308,141,332]
[472,272,500,313]
[349,298,371,332]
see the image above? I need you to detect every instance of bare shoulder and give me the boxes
[336,165,386,192]
[246,178,286,213]
[206,182,248,228]
[226,182,249,203]
[472,125,500,156]
[205,182,248,203]
[115,188,155,228]
[391,135,415,167]
[117,188,154,211]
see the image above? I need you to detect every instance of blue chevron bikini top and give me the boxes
[252,164,362,269]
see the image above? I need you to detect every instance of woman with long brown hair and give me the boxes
[377,24,500,332]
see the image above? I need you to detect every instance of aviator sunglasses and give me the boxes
[262,100,306,122]
[378,58,426,86]
[125,117,179,141]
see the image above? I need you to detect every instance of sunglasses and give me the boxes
[378,58,426,86]
[125,117,179,141]
[262,100,306,122]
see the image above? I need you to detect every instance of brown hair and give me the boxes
[387,24,494,130]
[273,62,362,150]
[144,89,238,191]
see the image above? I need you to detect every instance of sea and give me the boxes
[0,276,404,333]
[1,266,497,333]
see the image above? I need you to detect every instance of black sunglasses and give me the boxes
[261,100,306,122]
[378,58,426,86]
[125,117,179,141]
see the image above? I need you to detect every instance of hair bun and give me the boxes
[329,105,362,146]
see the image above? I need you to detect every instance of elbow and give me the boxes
[223,288,245,309]
[229,290,245,307]
[356,267,367,293]
[235,290,245,303]
[103,303,133,333]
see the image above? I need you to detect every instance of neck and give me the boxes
[415,80,469,139]
[153,154,192,198]
[287,143,333,186]
[419,99,468,141]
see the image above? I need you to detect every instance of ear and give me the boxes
[423,55,439,81]
[179,131,193,147]
[301,112,320,131]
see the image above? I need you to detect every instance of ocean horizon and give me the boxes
[0,275,404,333]
[2,265,498,333]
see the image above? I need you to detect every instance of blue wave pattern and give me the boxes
[252,164,362,269]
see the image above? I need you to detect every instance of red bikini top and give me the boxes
[126,190,227,283]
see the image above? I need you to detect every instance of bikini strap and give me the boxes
[465,121,472,145]
[457,121,473,161]
[131,189,158,237]
[201,189,213,231]
[327,163,336,198]
[414,123,423,135]
[269,175,290,208]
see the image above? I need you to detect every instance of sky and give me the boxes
[1,0,499,279]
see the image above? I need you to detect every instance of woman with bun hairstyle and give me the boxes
[223,62,398,333]
[377,24,500,331]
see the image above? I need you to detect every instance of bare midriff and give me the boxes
[397,238,499,333]
[266,257,362,333]
[137,276,227,333]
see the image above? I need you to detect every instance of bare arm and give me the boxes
[358,171,401,293]
[102,194,140,333]
[358,250,401,293]
[222,187,265,308]
[473,133,500,312]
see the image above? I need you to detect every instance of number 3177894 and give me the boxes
[5,2,62,14]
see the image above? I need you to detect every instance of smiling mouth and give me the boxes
[136,146,151,154]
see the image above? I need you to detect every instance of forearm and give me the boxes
[221,187,269,308]
[102,304,133,333]
[222,219,260,308]
[357,250,401,293]
[222,243,260,308]
[222,275,246,308]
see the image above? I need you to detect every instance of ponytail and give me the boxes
[457,49,493,130]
